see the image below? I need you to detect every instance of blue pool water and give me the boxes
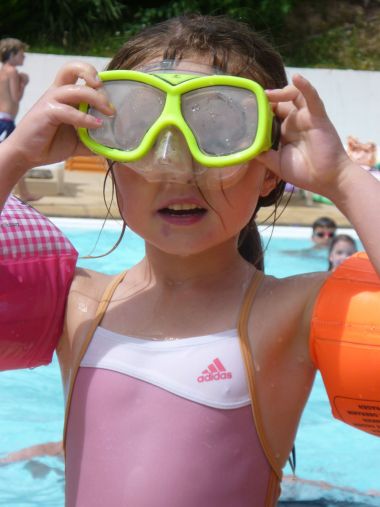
[1,221,379,506]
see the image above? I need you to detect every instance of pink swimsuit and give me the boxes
[64,274,281,507]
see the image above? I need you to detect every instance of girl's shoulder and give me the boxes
[261,270,328,302]
[66,267,124,327]
[71,266,113,298]
[254,271,329,336]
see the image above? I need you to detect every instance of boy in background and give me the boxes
[311,216,337,248]
[0,37,38,201]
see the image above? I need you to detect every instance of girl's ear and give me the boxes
[260,169,279,197]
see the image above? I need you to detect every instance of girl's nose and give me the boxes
[152,128,195,182]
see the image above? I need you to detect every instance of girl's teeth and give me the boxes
[167,204,201,211]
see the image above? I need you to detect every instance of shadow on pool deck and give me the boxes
[18,169,352,228]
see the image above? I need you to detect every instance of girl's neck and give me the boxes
[140,238,254,287]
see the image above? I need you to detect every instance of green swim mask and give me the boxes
[78,69,278,168]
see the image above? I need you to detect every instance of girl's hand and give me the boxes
[257,75,353,199]
[6,61,113,172]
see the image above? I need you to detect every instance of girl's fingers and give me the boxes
[47,102,106,130]
[52,61,101,88]
[266,83,304,108]
[51,84,114,116]
[267,75,326,117]
[271,101,295,120]
[291,74,327,117]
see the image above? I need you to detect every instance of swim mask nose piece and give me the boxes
[125,126,249,188]
[125,128,198,185]
[153,128,193,170]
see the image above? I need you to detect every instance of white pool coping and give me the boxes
[49,216,358,240]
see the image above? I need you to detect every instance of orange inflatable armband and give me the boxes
[310,252,380,437]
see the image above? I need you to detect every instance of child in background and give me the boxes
[0,37,39,201]
[0,14,380,507]
[328,234,357,271]
[0,38,28,139]
[311,216,337,248]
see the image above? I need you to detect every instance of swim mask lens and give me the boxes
[78,70,277,168]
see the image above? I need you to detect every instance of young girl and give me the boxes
[0,14,379,507]
[328,233,357,271]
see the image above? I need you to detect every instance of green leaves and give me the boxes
[0,0,124,46]
[1,0,378,70]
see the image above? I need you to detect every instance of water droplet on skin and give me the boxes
[77,302,88,313]
[254,361,261,372]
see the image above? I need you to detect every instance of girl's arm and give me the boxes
[0,61,113,211]
[0,62,114,371]
[261,77,380,440]
[258,75,380,274]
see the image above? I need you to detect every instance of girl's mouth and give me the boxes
[157,203,207,224]
[159,203,206,215]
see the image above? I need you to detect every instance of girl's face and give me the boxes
[329,240,356,270]
[112,59,278,257]
[113,157,276,257]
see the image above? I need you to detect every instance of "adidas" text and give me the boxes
[197,371,232,383]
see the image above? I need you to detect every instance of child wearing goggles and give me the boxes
[1,13,380,507]
[311,216,337,248]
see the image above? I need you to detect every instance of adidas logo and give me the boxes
[197,358,232,383]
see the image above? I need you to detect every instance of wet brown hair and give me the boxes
[105,14,288,270]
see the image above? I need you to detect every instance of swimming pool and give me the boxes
[1,220,379,506]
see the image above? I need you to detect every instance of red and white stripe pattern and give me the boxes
[0,195,76,258]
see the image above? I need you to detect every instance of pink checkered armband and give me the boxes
[0,195,78,370]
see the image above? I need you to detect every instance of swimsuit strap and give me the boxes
[237,270,283,484]
[63,270,128,450]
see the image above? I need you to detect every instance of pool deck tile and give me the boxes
[20,169,352,227]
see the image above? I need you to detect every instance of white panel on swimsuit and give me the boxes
[80,326,251,410]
